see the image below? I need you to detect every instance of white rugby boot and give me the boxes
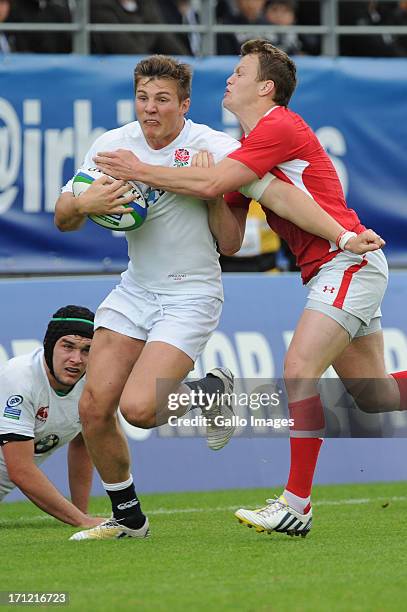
[235,496,312,537]
[203,367,235,451]
[69,516,150,541]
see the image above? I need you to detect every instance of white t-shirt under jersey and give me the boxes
[63,119,240,300]
[0,348,84,500]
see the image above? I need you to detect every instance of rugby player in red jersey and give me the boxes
[94,41,407,537]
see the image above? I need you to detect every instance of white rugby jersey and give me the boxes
[0,348,84,500]
[63,119,240,300]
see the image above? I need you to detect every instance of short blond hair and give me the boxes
[134,55,192,101]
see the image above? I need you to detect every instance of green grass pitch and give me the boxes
[1,481,406,611]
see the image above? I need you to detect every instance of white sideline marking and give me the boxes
[1,495,406,525]
[149,495,407,515]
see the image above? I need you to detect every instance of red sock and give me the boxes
[288,395,325,433]
[286,437,323,499]
[286,395,324,499]
[391,371,407,410]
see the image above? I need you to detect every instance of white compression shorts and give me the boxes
[94,281,222,362]
[305,249,388,339]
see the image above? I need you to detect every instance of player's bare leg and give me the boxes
[119,341,194,428]
[71,328,150,541]
[236,309,351,536]
[73,334,234,541]
[333,330,404,412]
[72,336,194,541]
[120,341,235,449]
[79,328,145,484]
[284,309,351,401]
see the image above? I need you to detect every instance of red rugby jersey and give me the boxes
[225,106,365,283]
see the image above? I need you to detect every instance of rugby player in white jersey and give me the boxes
[0,305,102,528]
[55,55,364,541]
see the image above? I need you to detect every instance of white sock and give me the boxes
[102,474,133,492]
[283,489,311,514]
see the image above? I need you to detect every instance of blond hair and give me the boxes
[134,55,192,101]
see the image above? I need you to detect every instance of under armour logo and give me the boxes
[117,499,139,511]
[323,285,335,293]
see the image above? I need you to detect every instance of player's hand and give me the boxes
[192,151,217,204]
[345,229,386,254]
[77,176,134,215]
[80,516,106,528]
[94,149,140,181]
[191,150,215,168]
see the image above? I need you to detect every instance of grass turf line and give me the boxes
[1,482,405,612]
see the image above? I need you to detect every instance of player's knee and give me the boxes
[79,389,93,423]
[284,352,322,380]
[350,379,399,413]
[284,357,308,380]
[356,395,394,414]
[120,397,156,429]
[79,387,115,429]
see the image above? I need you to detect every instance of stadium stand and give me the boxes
[8,0,72,53]
[2,0,407,57]
[90,0,189,55]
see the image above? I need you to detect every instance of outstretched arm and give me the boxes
[94,149,385,254]
[2,440,102,527]
[94,149,256,200]
[260,179,385,253]
[68,433,94,515]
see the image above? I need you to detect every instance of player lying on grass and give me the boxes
[93,41,407,539]
[0,305,103,528]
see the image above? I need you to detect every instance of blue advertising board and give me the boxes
[0,55,406,272]
[1,272,406,501]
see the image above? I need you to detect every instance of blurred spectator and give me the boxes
[90,0,189,55]
[0,0,14,52]
[217,0,268,55]
[216,0,236,22]
[263,0,303,55]
[220,200,281,272]
[340,1,405,56]
[388,1,407,55]
[265,0,320,55]
[158,0,200,55]
[296,0,321,54]
[8,0,72,53]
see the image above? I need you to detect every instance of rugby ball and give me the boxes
[72,167,148,231]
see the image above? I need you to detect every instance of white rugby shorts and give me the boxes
[94,281,222,362]
[305,250,388,338]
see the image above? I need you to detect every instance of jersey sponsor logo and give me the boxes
[3,406,22,420]
[35,406,49,423]
[3,395,23,419]
[117,499,139,511]
[34,433,60,455]
[6,395,23,408]
[173,148,190,167]
[323,285,336,293]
